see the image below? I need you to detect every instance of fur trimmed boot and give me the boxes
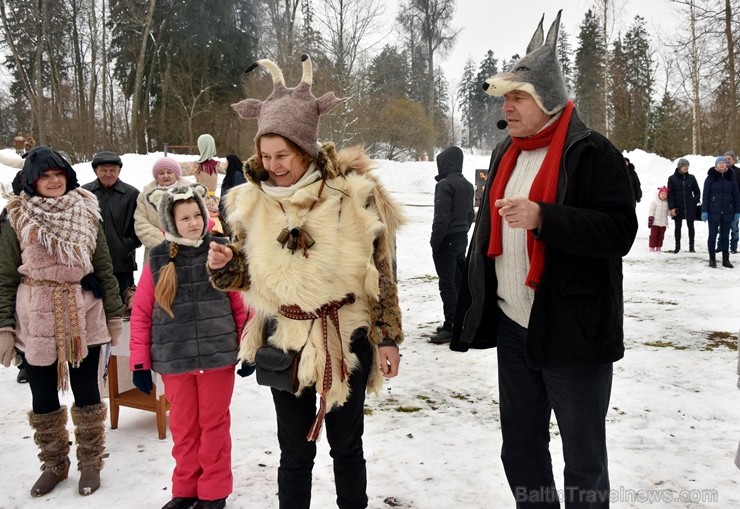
[28,406,71,497]
[71,402,108,496]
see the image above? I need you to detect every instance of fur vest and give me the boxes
[214,144,404,411]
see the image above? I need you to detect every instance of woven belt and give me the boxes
[21,276,83,392]
[279,293,356,441]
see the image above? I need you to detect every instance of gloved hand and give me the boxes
[107,318,124,347]
[0,329,16,368]
[701,212,708,222]
[236,361,256,377]
[133,370,153,395]
[647,216,654,228]
[735,213,740,222]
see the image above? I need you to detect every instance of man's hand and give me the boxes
[208,241,233,270]
[378,345,400,378]
[495,197,542,230]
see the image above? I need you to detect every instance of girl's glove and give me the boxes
[237,361,256,377]
[701,212,708,222]
[133,370,153,395]
[647,216,654,228]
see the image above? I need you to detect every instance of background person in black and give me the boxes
[82,152,141,300]
[625,157,642,205]
[667,158,701,253]
[428,145,475,344]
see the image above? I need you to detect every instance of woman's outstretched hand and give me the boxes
[208,241,233,270]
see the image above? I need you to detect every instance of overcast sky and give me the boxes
[381,0,683,85]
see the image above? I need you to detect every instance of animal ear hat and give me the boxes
[482,10,569,115]
[231,54,347,157]
[147,183,209,241]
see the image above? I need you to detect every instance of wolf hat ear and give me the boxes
[231,54,348,158]
[482,10,569,116]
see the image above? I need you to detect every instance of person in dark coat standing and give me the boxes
[701,156,740,268]
[82,151,141,299]
[218,154,247,239]
[428,145,475,344]
[667,158,701,253]
[624,157,642,204]
[450,11,637,508]
[719,151,740,254]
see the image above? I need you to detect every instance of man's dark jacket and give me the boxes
[430,146,475,250]
[82,178,141,272]
[450,110,638,368]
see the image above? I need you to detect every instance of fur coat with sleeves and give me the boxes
[0,189,123,368]
[128,239,248,374]
[134,177,193,260]
[209,143,405,412]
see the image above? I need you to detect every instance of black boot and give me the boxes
[673,244,680,254]
[689,241,695,253]
[709,252,717,268]
[722,251,734,268]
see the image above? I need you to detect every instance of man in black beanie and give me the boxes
[82,151,141,301]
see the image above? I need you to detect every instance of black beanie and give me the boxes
[21,147,79,196]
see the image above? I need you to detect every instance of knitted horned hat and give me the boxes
[482,10,569,115]
[147,183,209,244]
[231,54,347,158]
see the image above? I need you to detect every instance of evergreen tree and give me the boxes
[557,23,575,98]
[623,15,653,149]
[649,91,692,159]
[574,9,606,133]
[456,58,477,148]
[608,35,630,149]
[474,50,502,151]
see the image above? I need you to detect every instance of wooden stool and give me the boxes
[107,354,169,439]
[107,322,170,439]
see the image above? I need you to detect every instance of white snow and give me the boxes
[0,146,738,509]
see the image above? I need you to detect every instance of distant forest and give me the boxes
[0,0,738,162]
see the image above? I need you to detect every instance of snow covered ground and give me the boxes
[0,147,738,509]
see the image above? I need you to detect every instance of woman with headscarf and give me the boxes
[0,147,123,498]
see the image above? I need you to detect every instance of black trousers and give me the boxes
[673,218,695,247]
[21,345,102,414]
[270,333,372,509]
[114,271,134,300]
[497,314,612,508]
[432,232,468,328]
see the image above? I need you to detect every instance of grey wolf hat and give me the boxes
[231,54,347,157]
[147,183,209,242]
[677,158,690,169]
[482,10,569,115]
[91,151,123,168]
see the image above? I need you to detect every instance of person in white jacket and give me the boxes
[648,186,671,252]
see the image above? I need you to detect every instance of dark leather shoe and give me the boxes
[429,328,452,344]
[194,499,226,509]
[162,497,198,509]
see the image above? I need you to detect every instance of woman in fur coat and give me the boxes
[207,55,404,509]
[129,184,248,509]
[0,147,124,498]
[134,157,193,261]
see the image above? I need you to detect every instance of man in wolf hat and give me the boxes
[450,10,637,508]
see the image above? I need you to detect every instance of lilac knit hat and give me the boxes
[152,157,182,180]
[231,54,347,157]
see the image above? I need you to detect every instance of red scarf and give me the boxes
[487,100,574,290]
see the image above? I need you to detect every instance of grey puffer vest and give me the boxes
[148,235,239,374]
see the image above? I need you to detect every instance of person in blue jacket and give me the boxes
[701,156,740,268]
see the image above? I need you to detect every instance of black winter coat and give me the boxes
[667,169,701,221]
[450,110,637,368]
[82,178,141,272]
[702,167,740,223]
[430,146,475,250]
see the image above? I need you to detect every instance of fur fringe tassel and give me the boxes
[307,396,327,441]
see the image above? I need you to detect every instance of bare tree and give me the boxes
[258,0,301,71]
[723,0,737,149]
[129,0,157,153]
[397,0,459,157]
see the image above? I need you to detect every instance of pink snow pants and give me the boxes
[162,366,235,500]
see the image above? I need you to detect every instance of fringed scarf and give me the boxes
[487,100,574,290]
[11,189,101,267]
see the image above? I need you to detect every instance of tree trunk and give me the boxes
[724,0,737,150]
[130,0,157,154]
[689,0,702,153]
